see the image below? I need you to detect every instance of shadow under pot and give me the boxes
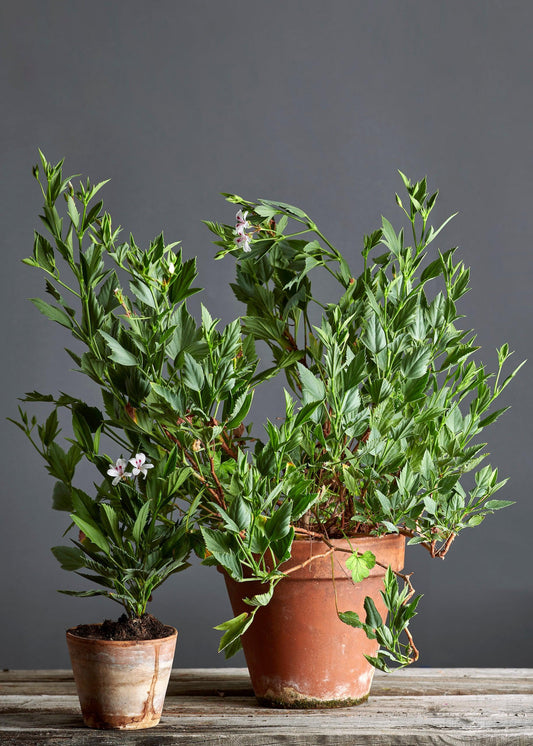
[223,534,405,708]
[66,626,177,729]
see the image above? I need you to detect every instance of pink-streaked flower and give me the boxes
[235,232,252,253]
[107,458,131,486]
[235,209,249,231]
[129,452,154,478]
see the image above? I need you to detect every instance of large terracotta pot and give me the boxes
[224,534,405,708]
[66,626,177,729]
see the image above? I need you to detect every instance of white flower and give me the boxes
[107,458,131,486]
[235,209,249,231]
[129,452,154,478]
[235,232,252,253]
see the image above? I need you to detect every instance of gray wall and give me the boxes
[1,0,532,669]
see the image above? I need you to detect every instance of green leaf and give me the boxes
[51,545,84,570]
[151,383,183,413]
[338,610,364,628]
[130,280,156,308]
[215,612,254,658]
[296,363,325,402]
[59,589,108,598]
[401,347,431,379]
[66,195,80,228]
[362,315,386,354]
[52,481,72,511]
[21,390,55,403]
[226,392,253,429]
[363,596,383,628]
[420,450,435,480]
[71,409,93,452]
[381,217,401,257]
[345,550,376,583]
[402,373,429,403]
[201,528,242,579]
[243,585,274,608]
[31,298,73,329]
[423,496,437,515]
[483,500,514,511]
[182,352,205,391]
[99,331,138,366]
[33,232,56,272]
[70,514,110,554]
[259,199,309,220]
[420,256,444,283]
[264,500,292,541]
[132,502,151,545]
[100,504,121,544]
[163,446,178,478]
[342,387,361,414]
[478,407,509,428]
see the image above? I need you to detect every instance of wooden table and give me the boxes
[1,668,532,744]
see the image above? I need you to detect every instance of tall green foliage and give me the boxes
[11,155,521,668]
[11,153,260,617]
[204,174,522,668]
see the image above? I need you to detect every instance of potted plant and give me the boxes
[9,153,260,728]
[200,174,523,706]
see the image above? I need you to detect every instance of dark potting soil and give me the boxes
[69,613,174,641]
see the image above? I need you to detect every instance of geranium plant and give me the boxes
[10,153,263,623]
[203,174,523,670]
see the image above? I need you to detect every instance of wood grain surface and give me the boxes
[1,668,531,745]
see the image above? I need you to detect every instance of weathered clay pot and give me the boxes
[66,626,177,729]
[224,534,405,708]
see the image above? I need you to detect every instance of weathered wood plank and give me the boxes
[1,668,532,696]
[0,670,532,745]
[0,695,531,745]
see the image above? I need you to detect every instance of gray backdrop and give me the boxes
[1,0,532,670]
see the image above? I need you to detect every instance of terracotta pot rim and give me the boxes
[290,533,400,543]
[66,625,178,646]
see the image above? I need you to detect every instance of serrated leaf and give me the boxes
[423,496,437,515]
[264,500,292,541]
[99,331,138,366]
[296,362,325,402]
[182,352,205,391]
[31,298,73,329]
[362,315,387,354]
[243,586,274,608]
[215,612,253,658]
[478,407,509,428]
[130,280,156,308]
[401,347,431,379]
[345,550,376,583]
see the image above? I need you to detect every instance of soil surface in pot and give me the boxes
[69,613,174,641]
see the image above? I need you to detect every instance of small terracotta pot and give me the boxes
[223,534,405,708]
[66,626,177,729]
